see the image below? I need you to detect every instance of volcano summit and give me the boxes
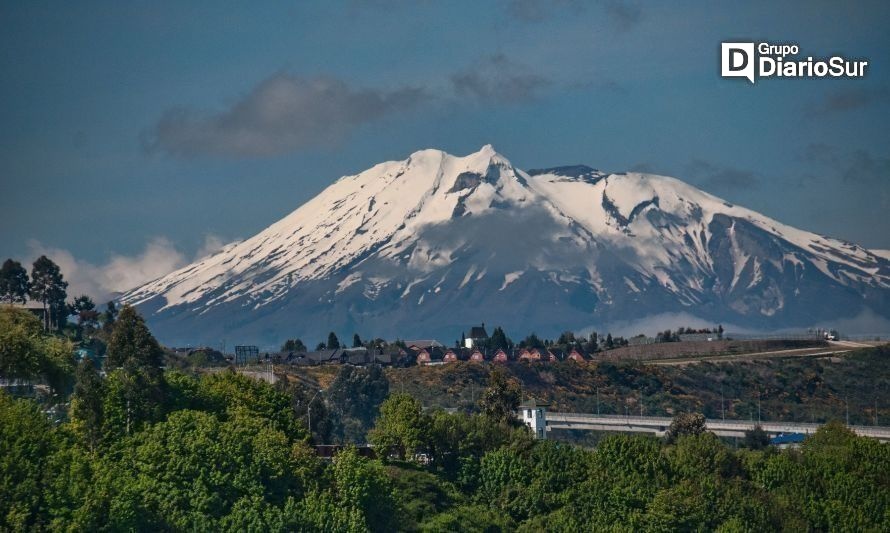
[122,146,890,346]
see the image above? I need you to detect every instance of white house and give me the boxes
[463,324,489,349]
[519,399,549,440]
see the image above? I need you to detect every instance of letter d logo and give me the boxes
[721,42,755,84]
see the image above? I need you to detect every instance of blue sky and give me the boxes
[1,1,889,297]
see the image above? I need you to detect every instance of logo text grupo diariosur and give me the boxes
[721,42,868,84]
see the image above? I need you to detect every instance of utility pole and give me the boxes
[596,388,600,416]
[639,389,643,417]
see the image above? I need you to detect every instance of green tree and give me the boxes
[520,333,544,349]
[667,432,738,480]
[369,393,431,460]
[39,335,75,397]
[0,259,30,304]
[70,295,99,338]
[30,255,68,331]
[281,338,307,352]
[278,380,330,443]
[0,392,58,530]
[479,367,521,424]
[327,332,341,350]
[665,412,707,444]
[103,306,166,435]
[742,424,770,450]
[0,306,73,392]
[89,409,313,531]
[0,306,43,380]
[100,301,118,334]
[489,326,510,351]
[352,333,362,348]
[71,358,105,451]
[199,371,303,438]
[331,447,397,531]
[327,365,389,443]
[105,305,164,370]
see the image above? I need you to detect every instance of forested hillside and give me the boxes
[1,305,888,531]
[289,346,890,428]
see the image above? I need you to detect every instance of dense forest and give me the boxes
[1,304,889,531]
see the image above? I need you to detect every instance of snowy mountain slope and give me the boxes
[122,146,890,346]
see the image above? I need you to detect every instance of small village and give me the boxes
[174,322,844,370]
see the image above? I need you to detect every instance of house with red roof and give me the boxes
[567,348,586,363]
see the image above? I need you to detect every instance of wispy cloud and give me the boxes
[504,0,642,29]
[145,74,429,158]
[602,0,643,30]
[806,86,890,117]
[451,54,551,104]
[505,0,583,22]
[804,143,890,184]
[25,235,227,303]
[684,159,760,190]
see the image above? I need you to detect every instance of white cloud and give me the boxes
[145,74,428,158]
[583,312,751,338]
[25,235,227,303]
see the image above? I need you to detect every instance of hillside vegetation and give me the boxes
[283,345,890,427]
[1,305,888,531]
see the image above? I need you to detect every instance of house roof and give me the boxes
[413,345,445,361]
[404,339,444,349]
[468,326,488,338]
[519,398,550,408]
[771,433,806,445]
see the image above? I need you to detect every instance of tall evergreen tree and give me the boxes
[281,338,307,352]
[489,326,510,351]
[104,305,165,434]
[72,358,105,451]
[327,331,341,350]
[352,333,362,348]
[101,301,118,333]
[71,295,99,338]
[0,259,30,304]
[30,256,68,330]
[105,305,164,370]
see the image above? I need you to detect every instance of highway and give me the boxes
[638,340,878,366]
[545,412,890,441]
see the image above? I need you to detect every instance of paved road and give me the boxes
[640,342,864,366]
[545,412,890,441]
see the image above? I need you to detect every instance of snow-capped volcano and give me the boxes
[123,145,890,346]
